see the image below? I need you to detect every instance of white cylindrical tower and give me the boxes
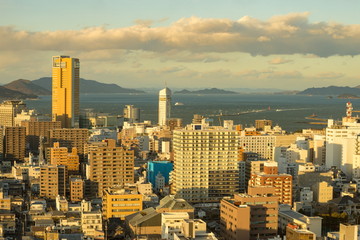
[158,87,172,126]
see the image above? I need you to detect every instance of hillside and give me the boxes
[32,77,145,94]
[4,79,51,95]
[175,88,237,94]
[297,86,360,95]
[0,86,38,99]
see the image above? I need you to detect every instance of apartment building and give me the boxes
[50,142,80,174]
[40,165,67,199]
[89,140,134,196]
[172,123,240,203]
[249,163,293,205]
[220,186,279,240]
[5,126,26,162]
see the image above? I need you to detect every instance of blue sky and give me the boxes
[1,0,360,90]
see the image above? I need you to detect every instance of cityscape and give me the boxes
[2,1,360,240]
[0,55,359,240]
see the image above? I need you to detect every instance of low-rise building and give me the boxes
[102,187,143,220]
[81,211,104,239]
[312,181,333,203]
[326,223,360,240]
[278,204,322,238]
[286,223,316,240]
[126,196,195,239]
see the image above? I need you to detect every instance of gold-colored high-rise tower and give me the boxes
[52,56,80,128]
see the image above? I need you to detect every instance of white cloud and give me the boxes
[1,13,360,56]
[315,72,345,79]
[268,57,293,65]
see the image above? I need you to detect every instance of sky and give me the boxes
[1,0,360,90]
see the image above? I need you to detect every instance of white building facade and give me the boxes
[158,87,171,126]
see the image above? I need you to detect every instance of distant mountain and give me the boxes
[0,86,38,99]
[175,88,237,94]
[274,90,300,95]
[32,77,145,94]
[4,79,51,95]
[175,89,192,94]
[297,86,360,95]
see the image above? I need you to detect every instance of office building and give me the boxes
[220,186,279,240]
[325,116,360,177]
[172,124,240,203]
[40,165,67,199]
[239,135,276,160]
[5,126,26,163]
[123,105,140,123]
[158,87,171,126]
[147,161,173,187]
[89,140,134,196]
[52,56,80,128]
[255,119,272,131]
[0,100,26,127]
[102,187,143,220]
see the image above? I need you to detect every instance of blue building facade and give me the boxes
[147,161,173,187]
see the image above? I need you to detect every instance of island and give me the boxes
[175,88,237,94]
[337,94,360,99]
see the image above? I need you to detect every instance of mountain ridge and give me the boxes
[0,86,38,99]
[297,86,360,95]
[4,79,51,95]
[31,77,145,94]
[175,88,237,94]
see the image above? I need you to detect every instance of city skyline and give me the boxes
[1,0,360,90]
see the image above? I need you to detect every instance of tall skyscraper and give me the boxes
[52,56,80,128]
[158,87,171,126]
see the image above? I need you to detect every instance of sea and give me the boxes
[24,93,359,133]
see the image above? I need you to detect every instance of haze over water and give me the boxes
[24,93,358,132]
